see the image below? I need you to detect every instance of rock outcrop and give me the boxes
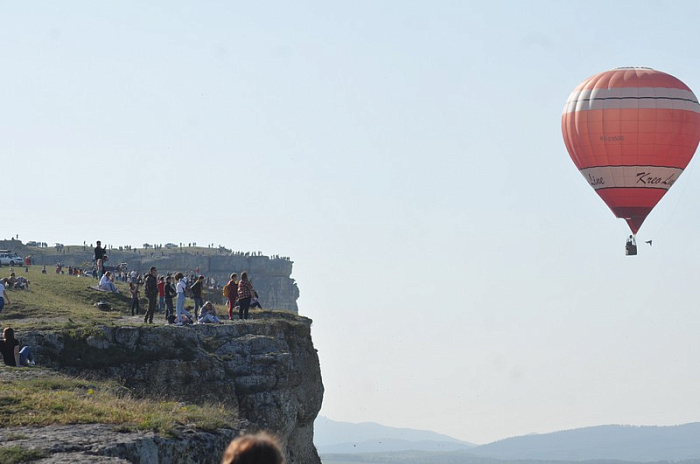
[14,312,324,463]
[0,424,243,464]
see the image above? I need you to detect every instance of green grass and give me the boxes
[3,266,133,330]
[0,446,47,464]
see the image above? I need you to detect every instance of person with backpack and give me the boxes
[143,266,158,324]
[223,273,238,320]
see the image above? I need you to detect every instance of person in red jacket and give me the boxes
[224,273,238,320]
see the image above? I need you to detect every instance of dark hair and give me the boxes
[221,433,284,464]
[3,327,15,344]
[174,272,184,280]
[240,272,248,281]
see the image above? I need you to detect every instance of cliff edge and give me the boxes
[8,312,324,463]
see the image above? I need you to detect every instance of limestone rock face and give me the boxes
[20,313,324,464]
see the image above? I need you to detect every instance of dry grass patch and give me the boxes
[0,371,239,435]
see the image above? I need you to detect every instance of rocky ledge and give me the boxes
[2,312,324,464]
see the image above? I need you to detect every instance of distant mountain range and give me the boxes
[314,416,475,454]
[315,417,700,463]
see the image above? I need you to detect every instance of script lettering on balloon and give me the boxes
[587,173,604,186]
[636,171,665,186]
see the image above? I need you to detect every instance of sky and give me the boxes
[2,0,700,445]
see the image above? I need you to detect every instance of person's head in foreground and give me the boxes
[221,432,284,464]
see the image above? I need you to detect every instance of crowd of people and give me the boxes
[88,241,263,325]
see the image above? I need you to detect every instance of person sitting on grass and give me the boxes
[198,301,221,324]
[15,275,29,290]
[6,272,17,289]
[0,327,34,367]
[250,291,262,310]
[98,271,120,293]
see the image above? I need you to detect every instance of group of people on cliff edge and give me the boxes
[223,271,261,321]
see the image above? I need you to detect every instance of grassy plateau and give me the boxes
[0,264,241,441]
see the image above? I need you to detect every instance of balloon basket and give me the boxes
[625,236,637,256]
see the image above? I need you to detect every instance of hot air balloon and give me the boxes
[562,67,700,254]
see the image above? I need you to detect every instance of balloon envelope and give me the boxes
[561,67,700,234]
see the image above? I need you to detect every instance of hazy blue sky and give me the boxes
[3,1,700,445]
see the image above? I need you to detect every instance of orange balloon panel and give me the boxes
[562,67,700,234]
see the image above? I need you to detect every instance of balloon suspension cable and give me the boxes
[647,157,698,242]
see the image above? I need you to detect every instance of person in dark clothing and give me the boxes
[224,273,238,320]
[94,241,107,278]
[143,266,158,324]
[0,327,34,367]
[164,275,176,321]
[191,275,205,319]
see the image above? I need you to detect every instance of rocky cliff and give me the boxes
[13,312,324,463]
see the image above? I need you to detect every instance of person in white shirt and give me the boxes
[175,272,190,325]
[98,271,119,293]
[198,301,221,324]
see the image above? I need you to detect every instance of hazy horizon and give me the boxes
[3,1,700,444]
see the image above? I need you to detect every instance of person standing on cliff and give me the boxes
[190,275,205,319]
[94,241,107,278]
[157,276,165,313]
[237,271,255,320]
[143,266,158,324]
[129,280,141,316]
[224,273,238,320]
[175,272,187,325]
[164,275,176,322]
